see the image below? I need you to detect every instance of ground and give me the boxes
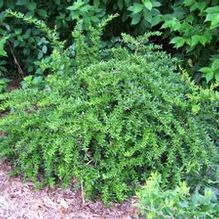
[0,161,138,219]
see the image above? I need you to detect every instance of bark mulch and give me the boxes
[0,161,139,219]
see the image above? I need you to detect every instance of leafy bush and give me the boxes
[1,1,219,84]
[162,0,219,83]
[0,13,218,202]
[137,172,219,219]
[0,0,73,76]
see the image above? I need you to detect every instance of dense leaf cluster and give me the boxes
[0,27,218,202]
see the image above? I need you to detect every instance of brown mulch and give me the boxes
[0,161,139,219]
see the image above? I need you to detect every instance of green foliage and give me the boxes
[200,59,219,83]
[67,0,105,30]
[128,0,161,27]
[6,9,63,49]
[0,35,9,93]
[0,35,9,57]
[0,35,8,80]
[0,0,73,76]
[137,172,219,219]
[0,0,109,77]
[72,13,119,68]
[0,14,218,203]
[0,78,9,93]
[161,0,219,83]
[2,9,70,87]
[1,0,219,84]
[20,75,45,89]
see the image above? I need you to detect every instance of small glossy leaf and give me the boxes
[170,37,185,48]
[199,67,211,75]
[212,59,219,70]
[143,10,152,24]
[131,13,142,25]
[151,16,162,26]
[27,2,37,11]
[205,7,219,29]
[205,6,219,14]
[161,18,181,31]
[190,2,207,12]
[153,1,161,7]
[142,0,153,11]
[128,3,144,14]
[205,72,214,82]
[183,0,194,6]
[38,9,48,18]
[191,35,209,47]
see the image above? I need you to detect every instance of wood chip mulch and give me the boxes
[0,161,139,219]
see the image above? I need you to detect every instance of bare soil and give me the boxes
[0,161,138,219]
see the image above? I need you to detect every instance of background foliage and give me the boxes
[162,0,219,83]
[0,0,219,83]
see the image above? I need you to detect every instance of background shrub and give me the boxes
[1,1,219,84]
[161,0,219,84]
[0,19,218,202]
[0,0,73,76]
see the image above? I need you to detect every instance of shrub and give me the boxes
[162,0,219,83]
[0,15,218,202]
[0,0,73,76]
[137,172,219,219]
[1,1,219,84]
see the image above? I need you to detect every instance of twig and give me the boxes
[81,180,85,206]
[8,42,24,77]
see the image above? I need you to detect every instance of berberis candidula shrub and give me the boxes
[0,23,218,202]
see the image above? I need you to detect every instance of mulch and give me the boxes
[0,161,139,219]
